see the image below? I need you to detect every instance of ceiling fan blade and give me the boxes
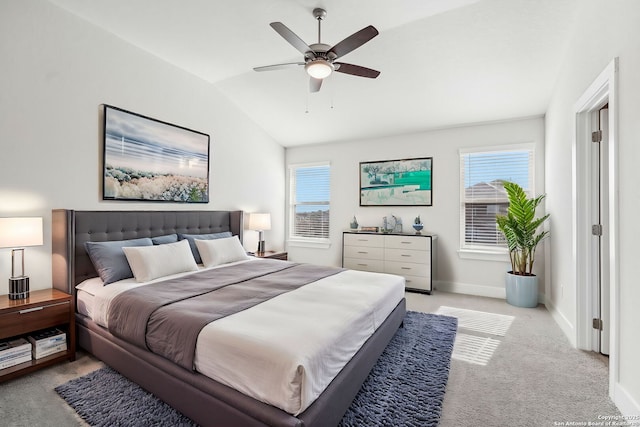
[327,25,378,59]
[270,22,314,56]
[334,62,380,78]
[309,77,323,93]
[253,62,304,72]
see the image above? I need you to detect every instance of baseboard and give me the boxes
[544,297,576,347]
[434,280,506,299]
[613,382,640,418]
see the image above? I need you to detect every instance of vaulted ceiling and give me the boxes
[49,0,580,146]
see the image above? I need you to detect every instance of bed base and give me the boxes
[52,209,406,427]
[77,299,405,427]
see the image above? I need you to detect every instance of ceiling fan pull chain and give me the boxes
[330,78,334,110]
[305,90,309,114]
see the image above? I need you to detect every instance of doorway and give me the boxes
[573,58,618,398]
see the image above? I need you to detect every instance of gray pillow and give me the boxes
[178,232,232,264]
[85,237,153,285]
[151,234,178,245]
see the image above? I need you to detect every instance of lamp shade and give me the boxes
[248,213,271,231]
[0,217,44,248]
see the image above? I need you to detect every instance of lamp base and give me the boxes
[257,240,266,255]
[9,276,29,300]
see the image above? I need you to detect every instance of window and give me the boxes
[288,162,330,245]
[459,144,534,255]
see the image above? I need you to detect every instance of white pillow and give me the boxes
[195,236,250,267]
[122,239,198,282]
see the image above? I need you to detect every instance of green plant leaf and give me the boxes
[496,182,550,274]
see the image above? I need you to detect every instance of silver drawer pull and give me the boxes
[401,267,412,270]
[357,239,369,242]
[401,241,412,244]
[357,263,368,266]
[401,254,411,257]
[357,251,369,254]
[19,306,43,314]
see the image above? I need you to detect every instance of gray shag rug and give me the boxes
[55,311,457,427]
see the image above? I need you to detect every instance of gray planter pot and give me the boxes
[505,272,538,308]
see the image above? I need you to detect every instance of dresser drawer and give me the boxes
[384,260,430,277]
[343,233,384,248]
[384,235,430,251]
[343,245,384,260]
[384,248,427,264]
[0,301,70,339]
[343,258,384,273]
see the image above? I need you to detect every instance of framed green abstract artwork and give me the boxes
[360,157,432,206]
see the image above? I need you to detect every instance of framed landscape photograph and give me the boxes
[102,105,210,203]
[360,157,433,206]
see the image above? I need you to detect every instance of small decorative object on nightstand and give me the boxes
[0,217,44,300]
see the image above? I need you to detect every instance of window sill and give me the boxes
[458,247,510,262]
[287,238,331,249]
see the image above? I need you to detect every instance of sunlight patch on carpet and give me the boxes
[450,333,501,366]
[434,306,514,336]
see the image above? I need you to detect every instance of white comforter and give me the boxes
[76,260,405,415]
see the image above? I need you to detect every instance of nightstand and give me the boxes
[0,288,76,382]
[253,251,288,261]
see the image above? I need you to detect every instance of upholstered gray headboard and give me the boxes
[52,210,243,295]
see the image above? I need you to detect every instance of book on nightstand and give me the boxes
[28,328,67,359]
[0,338,32,369]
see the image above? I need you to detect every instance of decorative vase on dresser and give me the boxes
[342,231,437,294]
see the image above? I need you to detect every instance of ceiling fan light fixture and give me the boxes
[305,59,334,79]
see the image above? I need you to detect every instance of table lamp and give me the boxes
[248,213,271,255]
[0,217,44,300]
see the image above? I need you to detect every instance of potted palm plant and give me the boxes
[496,181,549,307]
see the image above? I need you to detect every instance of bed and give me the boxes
[51,209,406,427]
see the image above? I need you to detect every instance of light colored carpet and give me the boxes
[406,292,620,427]
[0,291,621,426]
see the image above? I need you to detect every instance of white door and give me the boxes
[592,106,610,356]
[599,107,610,356]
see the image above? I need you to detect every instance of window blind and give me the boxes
[460,146,534,248]
[289,163,330,239]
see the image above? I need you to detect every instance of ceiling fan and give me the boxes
[253,8,380,93]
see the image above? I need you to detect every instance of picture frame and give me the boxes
[360,157,433,206]
[102,105,210,203]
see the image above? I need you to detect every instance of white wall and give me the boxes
[0,1,285,291]
[545,0,640,415]
[286,117,545,298]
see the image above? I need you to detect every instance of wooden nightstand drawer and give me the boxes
[0,301,70,339]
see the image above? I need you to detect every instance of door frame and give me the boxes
[572,58,619,396]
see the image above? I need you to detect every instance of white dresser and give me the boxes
[342,231,437,294]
